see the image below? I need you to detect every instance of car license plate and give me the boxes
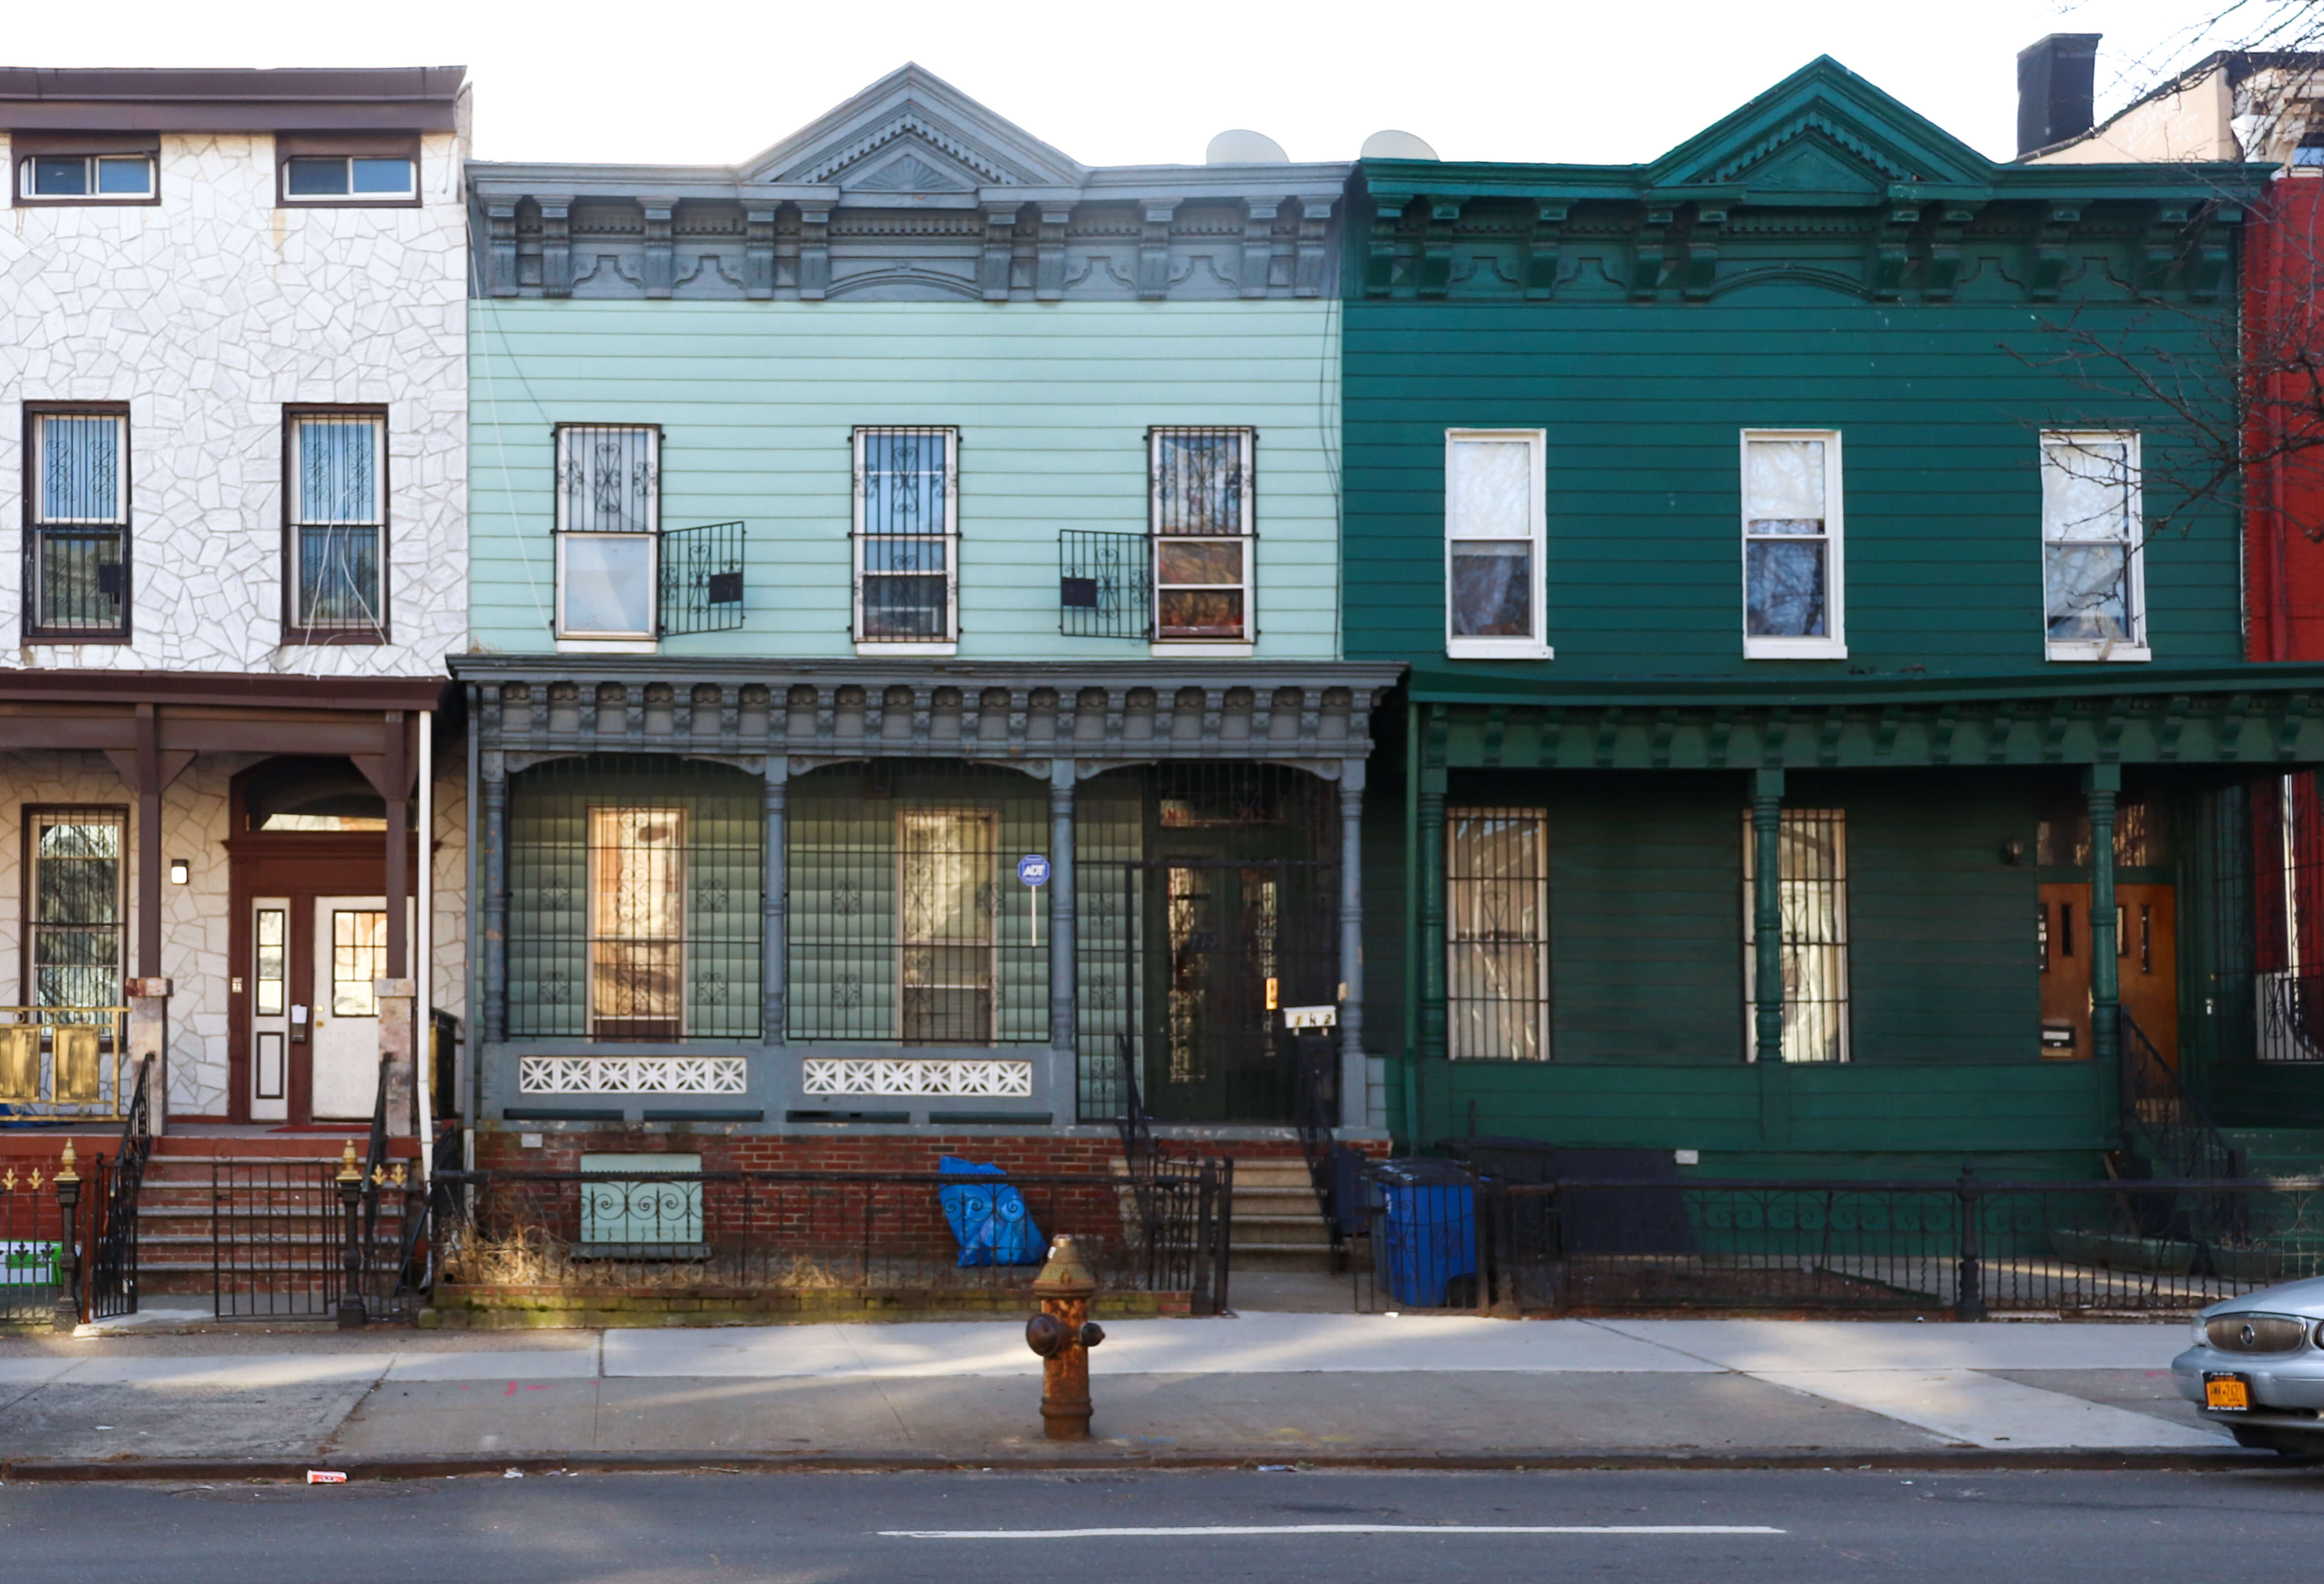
[2205,1373,2252,1411]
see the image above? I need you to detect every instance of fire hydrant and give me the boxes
[1024,1235,1105,1440]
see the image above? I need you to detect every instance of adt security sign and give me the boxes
[1017,855,1051,947]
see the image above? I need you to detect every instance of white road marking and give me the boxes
[880,1524,1788,1539]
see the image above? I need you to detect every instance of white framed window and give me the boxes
[2041,430,2147,661]
[286,412,387,637]
[283,155,416,201]
[19,153,153,201]
[1742,807,1850,1064]
[587,807,687,1041]
[1445,429,1549,659]
[1742,430,1845,659]
[853,427,959,650]
[1446,807,1551,1061]
[554,423,661,642]
[1150,427,1256,644]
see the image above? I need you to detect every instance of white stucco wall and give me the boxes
[0,128,468,671]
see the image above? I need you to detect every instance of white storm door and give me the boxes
[250,897,291,1122]
[312,896,389,1120]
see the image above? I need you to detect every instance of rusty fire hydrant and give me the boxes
[1024,1235,1105,1440]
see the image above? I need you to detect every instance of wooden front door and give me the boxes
[2038,883,2177,1066]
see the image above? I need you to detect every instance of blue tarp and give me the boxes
[936,1155,1045,1267]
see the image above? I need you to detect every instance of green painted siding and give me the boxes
[470,300,1342,659]
[1343,289,2244,680]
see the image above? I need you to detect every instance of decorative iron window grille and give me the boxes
[505,756,762,1042]
[26,412,129,638]
[1446,807,1552,1061]
[659,520,746,637]
[1742,807,1850,1064]
[1150,427,1255,642]
[787,762,1047,1045]
[555,424,661,640]
[288,412,387,635]
[1075,763,1339,1125]
[853,428,958,644]
[1059,529,1152,638]
[27,809,126,1012]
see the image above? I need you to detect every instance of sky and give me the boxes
[3,0,2304,167]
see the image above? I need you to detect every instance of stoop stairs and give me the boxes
[1226,1155,1334,1272]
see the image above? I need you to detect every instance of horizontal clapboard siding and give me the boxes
[1343,290,2243,677]
[470,300,1343,659]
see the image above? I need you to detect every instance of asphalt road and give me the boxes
[2,1468,2320,1583]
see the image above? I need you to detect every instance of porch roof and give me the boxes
[1407,662,2324,770]
[455,657,1405,769]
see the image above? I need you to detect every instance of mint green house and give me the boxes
[1345,60,2324,1177]
[457,67,1396,1162]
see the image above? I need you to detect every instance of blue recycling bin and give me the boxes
[1375,1159,1476,1307]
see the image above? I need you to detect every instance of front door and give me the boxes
[312,896,388,1120]
[2038,883,2178,1066]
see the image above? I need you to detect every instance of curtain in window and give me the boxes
[1446,808,1550,1060]
[589,807,687,1039]
[32,415,128,634]
[1745,438,1828,637]
[292,415,384,630]
[2042,437,2136,642]
[1743,808,1850,1063]
[1448,439,1535,638]
[31,814,124,1011]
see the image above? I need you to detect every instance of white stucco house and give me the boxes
[0,66,469,1133]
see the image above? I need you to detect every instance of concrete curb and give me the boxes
[0,1447,2288,1482]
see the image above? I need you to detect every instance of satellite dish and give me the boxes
[1206,129,1290,164]
[1361,129,1440,160]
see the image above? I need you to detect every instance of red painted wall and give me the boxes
[2245,176,2324,660]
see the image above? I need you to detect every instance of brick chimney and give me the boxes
[2018,33,2102,156]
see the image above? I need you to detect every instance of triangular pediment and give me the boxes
[1647,56,1993,194]
[741,63,1085,191]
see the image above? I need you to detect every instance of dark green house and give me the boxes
[1346,59,2324,1177]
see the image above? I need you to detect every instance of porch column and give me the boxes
[2088,764,2121,1069]
[1751,768,1786,1066]
[380,711,414,1133]
[481,753,508,1047]
[1049,762,1077,1114]
[109,703,181,1134]
[1338,761,1369,1130]
[1417,763,1448,1076]
[762,757,787,1046]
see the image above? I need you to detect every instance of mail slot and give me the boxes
[2040,1021,2079,1059]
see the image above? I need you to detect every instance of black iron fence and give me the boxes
[404,1161,1232,1313]
[0,1156,68,1327]
[1362,1169,2324,1318]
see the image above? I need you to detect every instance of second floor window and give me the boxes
[27,410,130,639]
[854,427,958,645]
[2041,431,2145,660]
[555,423,660,641]
[1445,429,1547,659]
[1742,430,1845,659]
[287,412,387,638]
[1151,427,1256,642]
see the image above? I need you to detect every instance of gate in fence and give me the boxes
[211,1158,345,1318]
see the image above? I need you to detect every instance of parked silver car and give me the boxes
[2173,1276,2324,1453]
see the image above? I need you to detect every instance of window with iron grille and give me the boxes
[286,411,388,639]
[787,763,1047,1045]
[1150,427,1255,642]
[1059,530,1152,638]
[853,428,958,646]
[505,757,761,1042]
[1447,807,1551,1060]
[555,424,660,641]
[1742,807,1850,1063]
[24,809,126,1012]
[25,410,130,640]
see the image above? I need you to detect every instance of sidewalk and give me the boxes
[0,1312,2237,1474]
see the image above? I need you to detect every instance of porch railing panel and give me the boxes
[0,1007,133,1120]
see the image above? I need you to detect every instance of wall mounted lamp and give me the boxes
[168,858,189,885]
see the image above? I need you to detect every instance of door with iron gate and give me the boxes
[1093,857,1336,1124]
